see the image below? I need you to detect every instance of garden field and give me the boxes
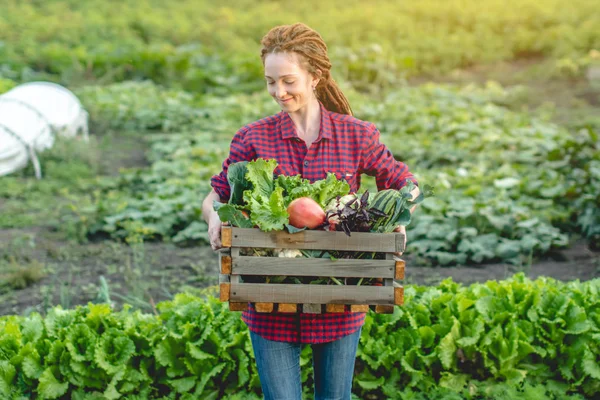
[0,1,599,398]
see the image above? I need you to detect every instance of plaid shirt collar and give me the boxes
[278,102,333,142]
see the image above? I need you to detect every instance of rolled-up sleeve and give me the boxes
[360,124,418,190]
[210,127,255,202]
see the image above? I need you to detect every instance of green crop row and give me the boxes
[0,274,597,399]
[2,80,597,264]
[0,0,599,90]
[45,81,596,265]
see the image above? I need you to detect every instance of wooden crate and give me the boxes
[219,226,405,314]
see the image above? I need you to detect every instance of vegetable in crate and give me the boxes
[214,158,350,231]
[287,197,326,229]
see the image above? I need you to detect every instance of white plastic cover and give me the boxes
[0,82,89,178]
[1,82,89,139]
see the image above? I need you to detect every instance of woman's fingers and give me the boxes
[393,226,407,257]
[209,213,223,251]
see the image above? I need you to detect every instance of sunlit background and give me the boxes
[0,1,599,398]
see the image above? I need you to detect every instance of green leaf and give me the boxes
[21,314,44,343]
[227,161,251,205]
[563,303,591,334]
[38,368,69,399]
[193,364,226,396]
[187,343,215,361]
[583,348,600,379]
[22,351,44,379]
[214,202,253,228]
[245,158,276,199]
[438,317,460,369]
[285,224,307,233]
[0,360,16,397]
[439,372,468,391]
[94,329,135,374]
[247,186,289,231]
[66,324,97,362]
[308,172,350,208]
[170,376,196,393]
[355,370,385,390]
[418,326,436,349]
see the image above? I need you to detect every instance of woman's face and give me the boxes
[264,52,319,113]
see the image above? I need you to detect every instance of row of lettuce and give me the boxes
[0,0,599,92]
[0,274,597,399]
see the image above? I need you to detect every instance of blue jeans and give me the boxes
[249,328,362,400]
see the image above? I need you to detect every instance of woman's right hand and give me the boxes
[208,211,223,251]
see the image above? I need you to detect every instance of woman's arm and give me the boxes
[207,126,255,250]
[359,123,418,192]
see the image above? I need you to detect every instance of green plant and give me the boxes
[0,275,598,399]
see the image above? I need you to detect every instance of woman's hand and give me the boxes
[208,211,223,251]
[393,225,407,257]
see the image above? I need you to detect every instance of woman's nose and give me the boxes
[274,83,286,98]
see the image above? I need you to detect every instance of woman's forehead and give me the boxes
[264,52,305,77]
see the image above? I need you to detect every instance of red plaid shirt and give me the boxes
[211,102,417,344]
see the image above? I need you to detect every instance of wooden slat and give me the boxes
[228,302,248,311]
[220,255,232,274]
[326,304,346,313]
[350,305,370,312]
[395,234,405,253]
[229,228,404,252]
[375,305,395,313]
[232,256,395,277]
[220,283,230,302]
[303,304,322,314]
[230,283,394,305]
[394,286,404,306]
[221,226,232,247]
[395,259,405,280]
[278,303,297,313]
[255,303,274,313]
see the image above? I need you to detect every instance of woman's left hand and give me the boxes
[393,225,407,257]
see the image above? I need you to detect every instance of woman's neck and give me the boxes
[288,99,321,139]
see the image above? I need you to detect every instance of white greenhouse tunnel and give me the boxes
[0,82,89,179]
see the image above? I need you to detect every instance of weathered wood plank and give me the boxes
[394,286,404,306]
[230,283,394,305]
[350,305,370,312]
[278,303,297,313]
[220,255,232,274]
[303,304,322,314]
[375,305,395,313]
[395,259,405,280]
[221,226,232,247]
[232,256,395,277]
[220,283,230,302]
[255,303,274,313]
[229,228,404,252]
[325,304,346,313]
[228,302,248,311]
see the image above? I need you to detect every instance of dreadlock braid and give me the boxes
[260,23,353,116]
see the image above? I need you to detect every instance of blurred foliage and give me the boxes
[0,0,599,91]
[7,81,591,265]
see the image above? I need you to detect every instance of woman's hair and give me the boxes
[260,23,353,116]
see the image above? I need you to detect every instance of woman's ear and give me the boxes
[313,69,322,87]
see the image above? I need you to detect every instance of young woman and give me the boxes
[203,23,419,400]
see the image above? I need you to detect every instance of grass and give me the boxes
[0,258,46,293]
